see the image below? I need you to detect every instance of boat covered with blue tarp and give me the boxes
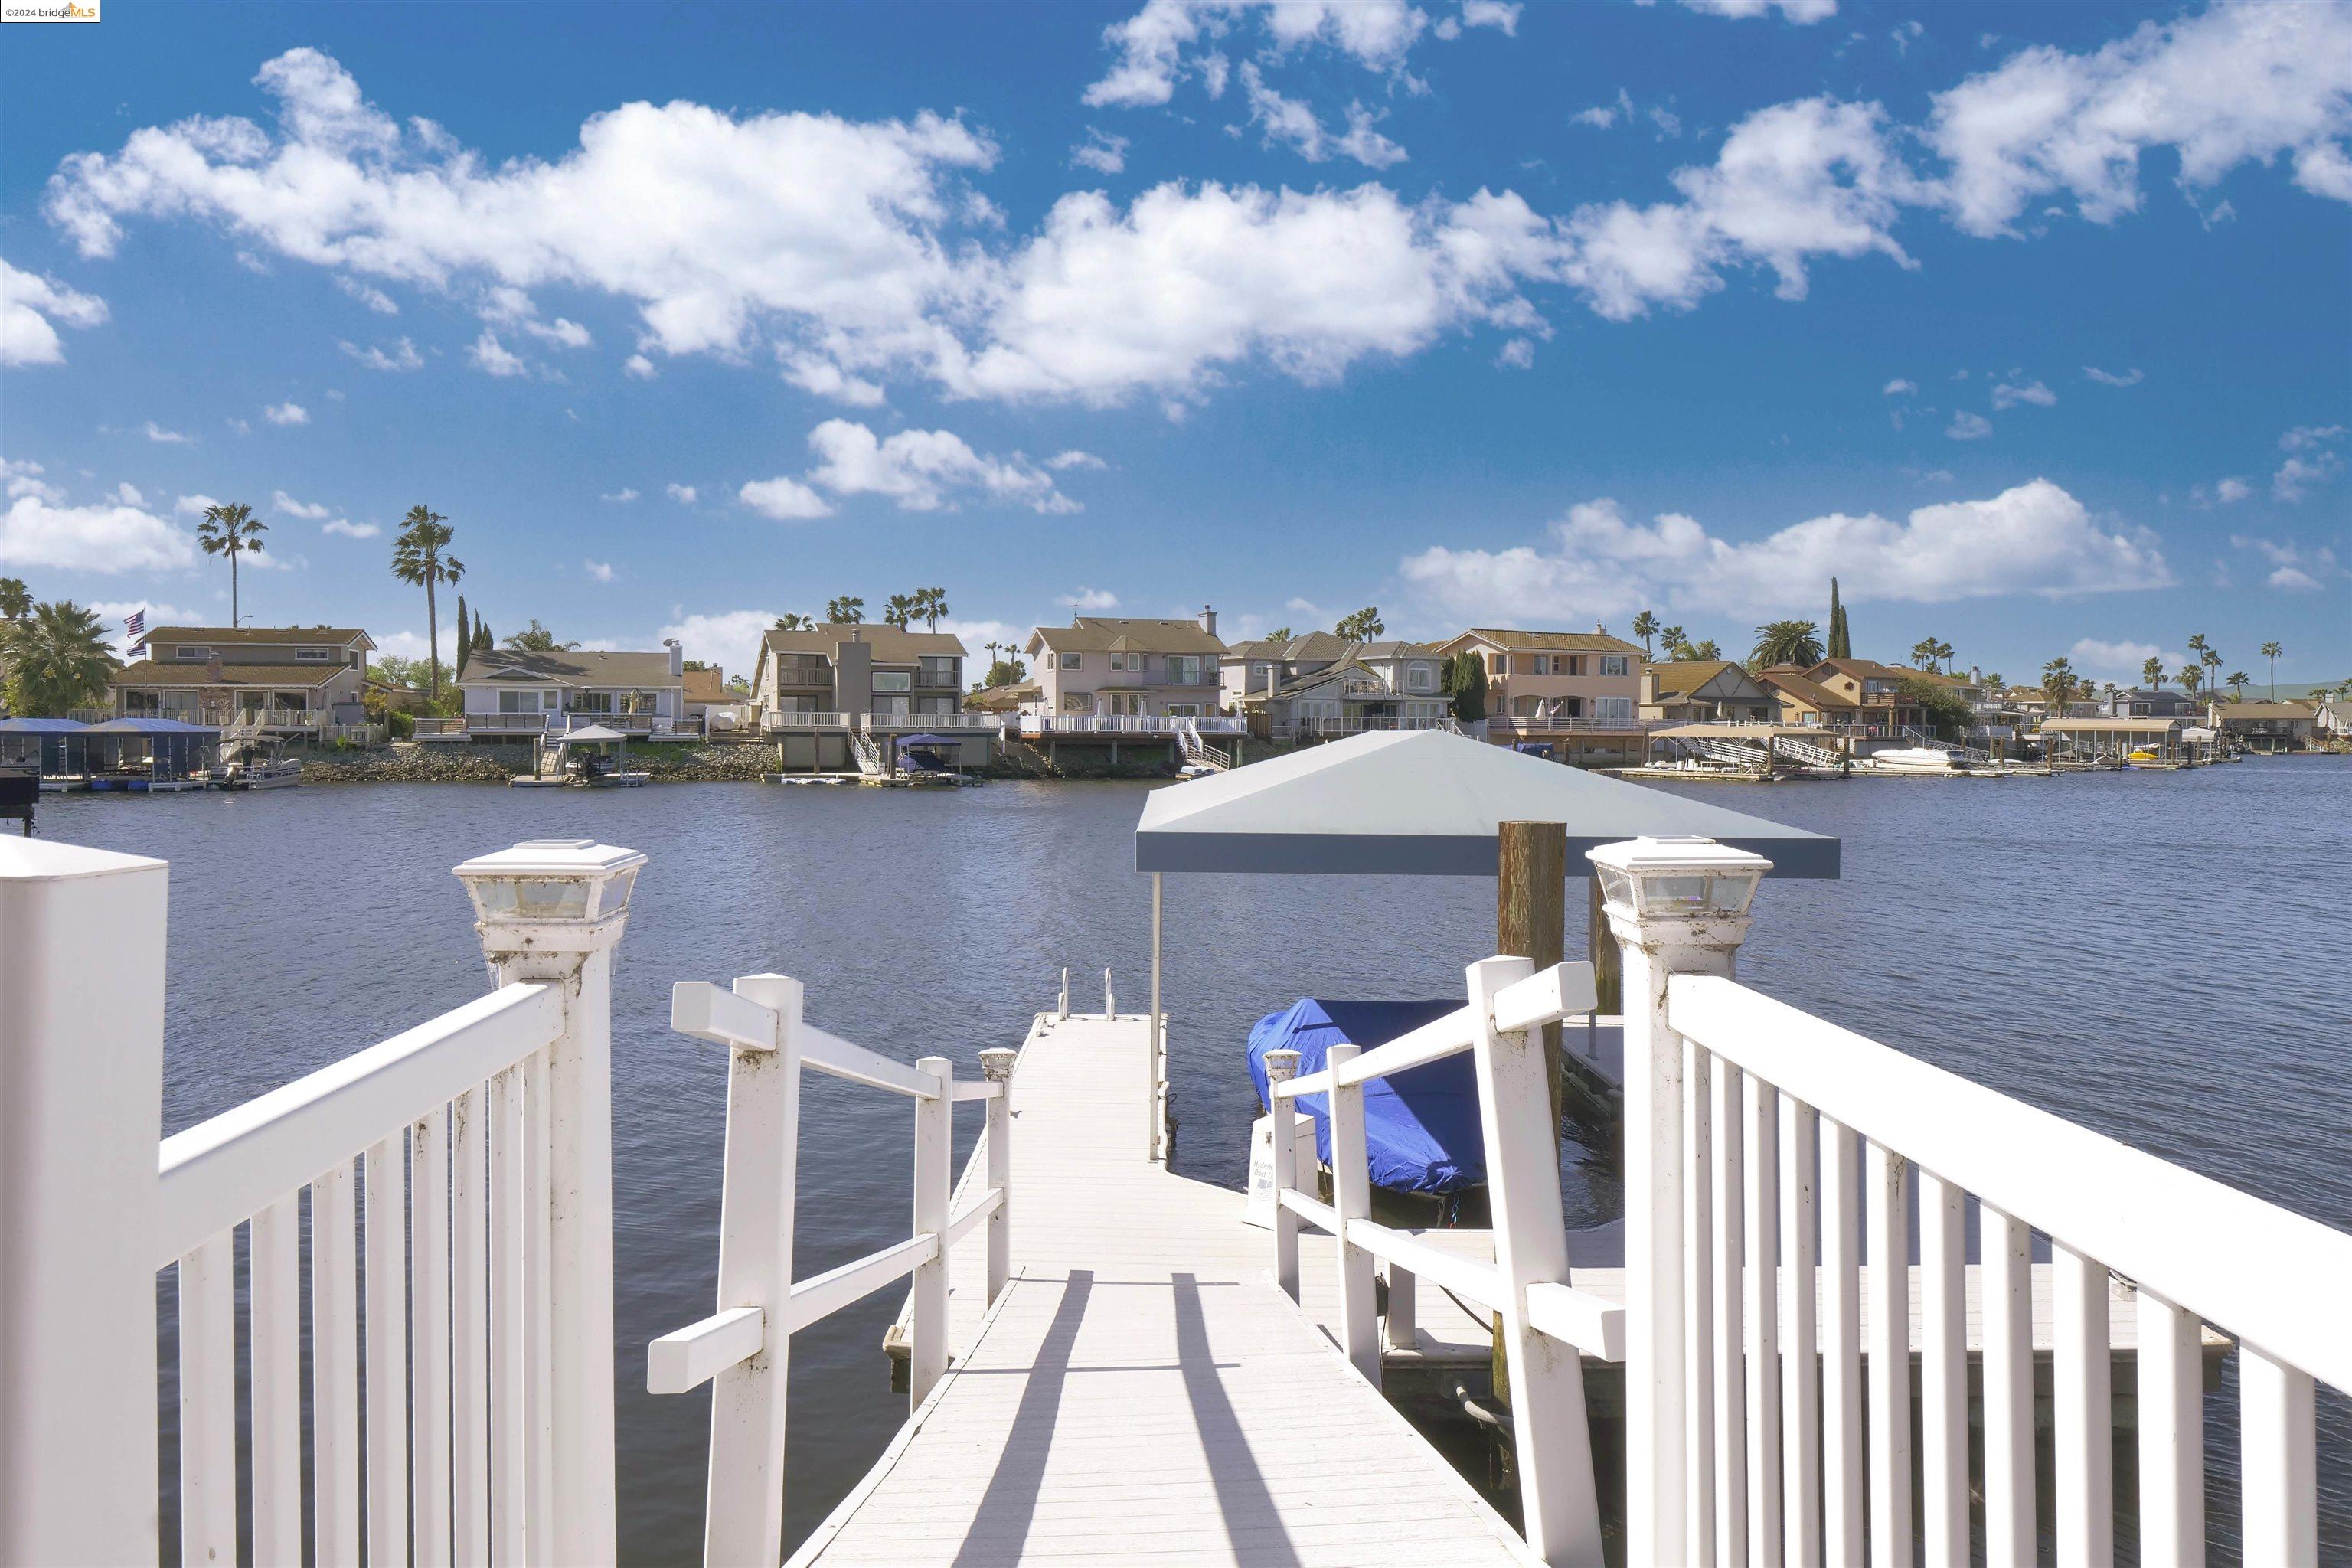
[1246,998,1485,1194]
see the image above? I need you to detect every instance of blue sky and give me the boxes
[2,0,2347,687]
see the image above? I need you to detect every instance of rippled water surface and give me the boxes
[39,757,2351,1562]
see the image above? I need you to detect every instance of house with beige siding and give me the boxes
[453,643,688,740]
[109,625,375,735]
[748,623,974,772]
[1640,661,1779,724]
[1227,636,1452,737]
[1025,609,1227,720]
[1432,628,1645,763]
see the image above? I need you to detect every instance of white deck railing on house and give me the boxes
[859,711,1004,733]
[1019,714,1246,736]
[763,710,854,730]
[648,975,1014,1566]
[1267,955,1624,1564]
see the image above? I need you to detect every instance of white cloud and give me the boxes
[1071,129,1131,175]
[805,420,1078,513]
[655,609,776,670]
[263,401,309,426]
[1058,587,1121,610]
[956,182,1560,404]
[1927,0,2352,238]
[2082,365,2142,387]
[1083,0,1428,110]
[1883,377,1916,395]
[469,332,527,377]
[1236,64,1407,168]
[600,487,640,502]
[666,482,698,504]
[2214,477,2252,505]
[1494,336,1535,369]
[1677,0,1837,21]
[173,492,217,515]
[1045,449,1108,471]
[322,518,379,538]
[1991,378,2054,409]
[1945,410,1992,439]
[2232,534,2339,591]
[272,489,331,519]
[112,482,145,507]
[1,256,109,367]
[623,353,657,379]
[144,421,192,444]
[374,626,459,665]
[2069,637,2184,680]
[1572,92,1631,131]
[1459,2,1521,36]
[0,471,198,572]
[1398,479,2171,623]
[340,335,423,371]
[737,475,833,521]
[335,275,399,314]
[2269,566,2325,591]
[584,559,616,583]
[2273,425,2345,501]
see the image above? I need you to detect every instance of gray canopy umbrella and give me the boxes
[1127,730,1841,1156]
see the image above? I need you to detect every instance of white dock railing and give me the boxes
[650,975,1017,1567]
[1596,835,2352,1568]
[1267,954,1624,1565]
[0,835,645,1568]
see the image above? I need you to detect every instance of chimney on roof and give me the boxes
[206,655,223,684]
[664,637,683,678]
[1200,603,1217,638]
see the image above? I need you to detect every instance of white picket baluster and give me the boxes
[414,1108,454,1568]
[2135,1287,2203,1567]
[1778,1095,1819,1568]
[1818,1119,1864,1568]
[982,1047,1017,1305]
[1683,1044,1717,1568]
[489,1065,526,1566]
[315,1160,364,1566]
[2239,1344,2316,1567]
[452,1086,491,1566]
[2053,1242,2113,1568]
[1981,1204,2034,1568]
[1864,1143,1909,1568]
[1328,1041,1380,1384]
[1919,1172,1966,1568]
[524,1047,556,1560]
[1711,1059,1748,1565]
[1266,1048,1302,1302]
[250,1191,304,1566]
[910,1056,954,1405]
[1743,1074,1782,1563]
[366,1135,411,1568]
[177,1231,236,1567]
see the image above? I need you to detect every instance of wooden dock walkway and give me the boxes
[805,1011,1540,1566]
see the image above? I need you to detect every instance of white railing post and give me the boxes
[1584,836,1772,1568]
[1102,967,1116,1019]
[910,1056,954,1406]
[1327,1042,1380,1385]
[980,1048,1018,1306]
[454,838,647,1568]
[0,840,168,1568]
[1465,954,1603,1566]
[1265,1048,1303,1301]
[1059,968,1070,1020]
[702,974,802,1568]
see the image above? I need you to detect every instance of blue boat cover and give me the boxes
[1246,999,1485,1194]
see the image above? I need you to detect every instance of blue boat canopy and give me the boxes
[1246,999,1485,1194]
[893,734,961,748]
[0,717,90,732]
[82,717,220,735]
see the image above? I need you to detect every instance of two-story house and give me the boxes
[750,624,967,728]
[1217,631,1352,712]
[1230,638,1453,737]
[1798,658,1926,736]
[109,626,375,735]
[1755,666,1857,729]
[455,642,688,740]
[1431,629,1645,762]
[1026,609,1227,721]
[2096,687,2196,719]
[1639,661,1779,724]
[2215,700,2317,753]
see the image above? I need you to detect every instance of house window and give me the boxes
[872,671,911,693]
[1250,661,1270,681]
[1406,663,1432,691]
[1594,696,1635,726]
[122,690,161,713]
[874,695,910,717]
[1488,653,1508,676]
[1167,704,1200,717]
[1600,655,1628,676]
[1058,652,1082,671]
[1108,652,1135,671]
[296,647,332,662]
[498,690,546,714]
[919,655,956,687]
[916,696,954,714]
[1168,655,1201,684]
[570,691,613,713]
[1062,692,1092,712]
[175,646,212,660]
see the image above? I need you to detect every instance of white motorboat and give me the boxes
[1861,744,1975,776]
[217,739,303,789]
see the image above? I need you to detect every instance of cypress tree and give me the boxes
[453,590,469,679]
[1827,577,1850,660]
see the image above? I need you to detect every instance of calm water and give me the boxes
[38,758,2352,1563]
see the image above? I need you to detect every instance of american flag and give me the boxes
[124,608,147,654]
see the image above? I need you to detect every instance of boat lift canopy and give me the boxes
[1135,728,1840,877]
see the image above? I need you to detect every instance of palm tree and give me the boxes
[2202,645,2223,710]
[918,586,950,631]
[2226,671,2251,699]
[0,577,30,623]
[882,593,917,629]
[2041,655,2079,714]
[197,502,267,628]
[391,506,463,701]
[2141,655,2166,691]
[0,600,114,716]
[825,596,864,625]
[1750,620,1823,669]
[773,612,814,632]
[1334,606,1385,641]
[2177,664,2203,700]
[1630,610,1658,658]
[1910,637,1939,670]
[502,619,580,652]
[1684,639,1722,662]
[2260,641,2282,699]
[1658,625,1686,660]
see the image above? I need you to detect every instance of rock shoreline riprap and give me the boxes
[295,735,1292,784]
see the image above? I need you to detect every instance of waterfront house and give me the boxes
[1432,628,1645,763]
[682,665,754,734]
[109,625,374,737]
[1755,665,1859,729]
[2098,687,2195,719]
[2215,699,2318,753]
[1639,660,1778,724]
[1026,608,1226,719]
[1227,635,1452,737]
[1217,630,1351,711]
[2315,693,2352,739]
[456,642,688,740]
[750,623,967,724]
[1797,658,1927,736]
